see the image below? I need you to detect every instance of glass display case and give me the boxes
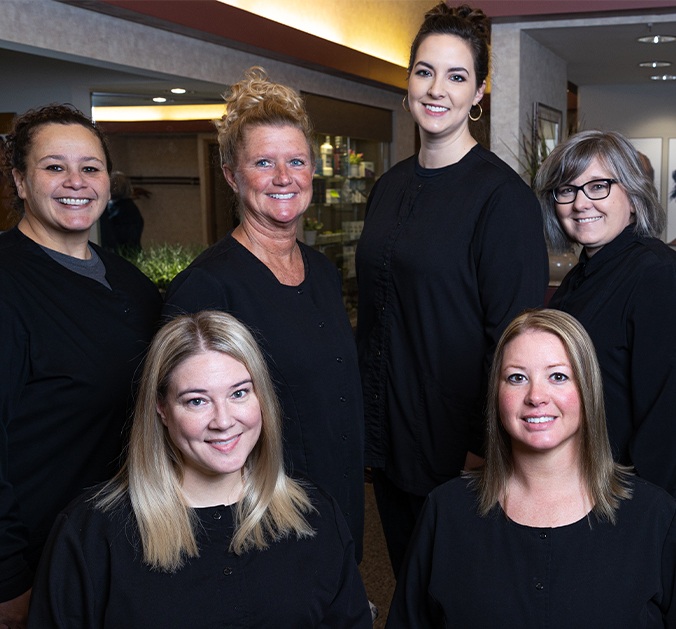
[303,134,388,326]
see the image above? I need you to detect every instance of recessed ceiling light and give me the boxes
[152,96,167,103]
[650,74,676,81]
[170,87,187,94]
[639,61,672,68]
[637,34,676,44]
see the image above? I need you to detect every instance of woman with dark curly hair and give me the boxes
[356,2,548,576]
[0,104,161,626]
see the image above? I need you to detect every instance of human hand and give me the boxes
[0,589,31,629]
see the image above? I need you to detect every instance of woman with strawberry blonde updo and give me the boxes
[163,67,365,565]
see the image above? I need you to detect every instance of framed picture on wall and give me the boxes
[667,139,676,244]
[628,138,662,203]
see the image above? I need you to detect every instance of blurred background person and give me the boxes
[29,311,371,628]
[100,170,144,253]
[388,309,676,627]
[356,2,548,576]
[163,67,365,564]
[0,104,161,627]
[536,130,676,496]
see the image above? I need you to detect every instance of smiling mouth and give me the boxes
[268,193,295,200]
[574,216,602,224]
[424,104,448,113]
[57,197,91,206]
[208,434,240,445]
[523,416,555,424]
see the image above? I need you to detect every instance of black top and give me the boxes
[387,476,676,628]
[28,485,371,628]
[163,233,365,560]
[550,226,676,495]
[356,146,549,495]
[0,227,161,601]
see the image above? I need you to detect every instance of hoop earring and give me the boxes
[402,95,411,112]
[468,102,483,122]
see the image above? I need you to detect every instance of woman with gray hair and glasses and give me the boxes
[534,129,676,496]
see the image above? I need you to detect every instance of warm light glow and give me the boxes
[216,0,411,67]
[171,87,187,94]
[92,104,225,122]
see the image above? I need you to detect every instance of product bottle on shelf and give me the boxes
[334,136,348,177]
[320,136,334,177]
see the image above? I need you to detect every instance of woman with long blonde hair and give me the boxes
[29,311,371,628]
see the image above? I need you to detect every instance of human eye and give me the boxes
[506,372,527,384]
[449,73,466,83]
[290,158,306,167]
[44,163,64,172]
[589,180,609,192]
[231,386,251,400]
[185,396,207,408]
[82,165,102,173]
[549,372,569,383]
[556,185,575,196]
[255,158,272,168]
[414,68,432,78]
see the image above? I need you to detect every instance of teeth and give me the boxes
[525,416,555,424]
[269,193,294,200]
[212,435,238,445]
[576,217,601,223]
[425,105,448,113]
[58,198,89,205]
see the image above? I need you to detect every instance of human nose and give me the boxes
[273,163,292,185]
[63,168,85,189]
[427,75,445,98]
[525,379,549,406]
[571,186,593,210]
[209,402,235,429]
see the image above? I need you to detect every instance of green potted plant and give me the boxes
[348,150,363,177]
[123,243,204,293]
[303,216,323,246]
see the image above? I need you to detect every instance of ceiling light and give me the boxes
[637,34,676,44]
[650,74,676,81]
[152,96,167,103]
[639,61,671,68]
[170,88,187,94]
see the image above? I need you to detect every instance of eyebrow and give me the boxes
[414,60,469,73]
[503,363,570,370]
[175,379,253,397]
[37,154,106,164]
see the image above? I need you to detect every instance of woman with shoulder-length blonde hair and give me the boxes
[28,311,371,628]
[387,309,676,628]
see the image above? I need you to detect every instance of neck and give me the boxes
[233,217,298,258]
[181,471,244,508]
[503,447,592,527]
[417,128,477,169]
[233,217,304,286]
[18,217,91,259]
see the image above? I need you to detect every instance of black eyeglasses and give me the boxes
[552,178,618,204]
